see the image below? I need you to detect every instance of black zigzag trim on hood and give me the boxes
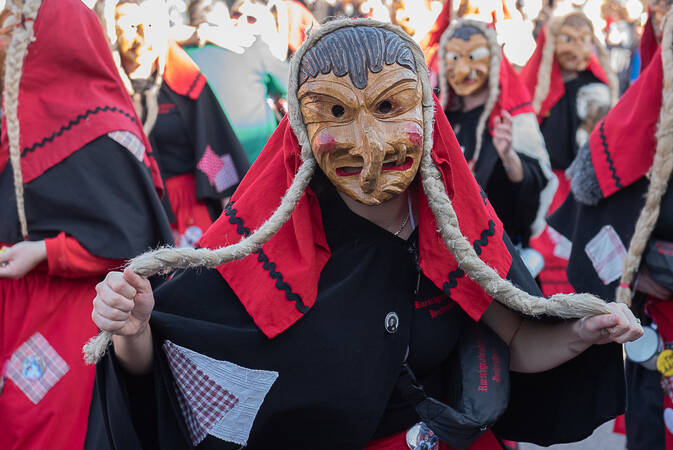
[473,220,496,256]
[599,121,623,190]
[224,203,309,314]
[442,220,497,297]
[21,106,136,157]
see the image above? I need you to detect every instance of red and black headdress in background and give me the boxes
[0,0,162,193]
[520,14,614,121]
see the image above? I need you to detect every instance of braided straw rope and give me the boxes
[4,0,42,239]
[84,18,613,364]
[615,11,673,307]
[532,13,618,115]
[437,19,501,168]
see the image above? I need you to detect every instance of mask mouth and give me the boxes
[382,156,413,171]
[335,156,414,176]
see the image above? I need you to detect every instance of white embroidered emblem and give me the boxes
[584,225,627,285]
[6,333,69,404]
[163,340,278,446]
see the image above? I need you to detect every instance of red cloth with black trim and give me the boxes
[588,47,662,200]
[199,96,512,338]
[531,169,574,297]
[0,0,163,195]
[520,23,609,122]
[164,41,207,99]
[640,11,659,74]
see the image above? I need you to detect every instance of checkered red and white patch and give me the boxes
[162,340,278,446]
[197,145,239,193]
[5,333,69,404]
[164,341,239,445]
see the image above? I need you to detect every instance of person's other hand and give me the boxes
[575,302,644,345]
[0,241,47,279]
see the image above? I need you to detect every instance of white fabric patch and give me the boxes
[107,130,145,162]
[547,227,572,260]
[163,340,278,446]
[584,225,627,285]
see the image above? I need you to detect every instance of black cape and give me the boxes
[0,135,173,258]
[549,148,673,450]
[445,106,545,245]
[86,184,625,449]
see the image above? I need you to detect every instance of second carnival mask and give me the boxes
[297,27,424,206]
[443,26,491,97]
[555,15,593,72]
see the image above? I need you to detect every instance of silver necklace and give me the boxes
[393,212,410,236]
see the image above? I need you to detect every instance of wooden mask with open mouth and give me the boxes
[297,26,423,205]
[443,26,490,97]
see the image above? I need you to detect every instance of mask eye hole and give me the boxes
[331,104,345,118]
[378,100,392,114]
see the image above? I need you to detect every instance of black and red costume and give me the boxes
[85,93,624,449]
[138,43,249,247]
[0,0,172,449]
[549,44,673,450]
[521,23,611,296]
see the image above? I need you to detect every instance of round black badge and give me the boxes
[385,312,399,334]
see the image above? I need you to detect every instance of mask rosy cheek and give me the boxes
[407,125,423,148]
[313,130,338,155]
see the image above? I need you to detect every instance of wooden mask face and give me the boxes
[443,31,490,97]
[298,64,424,206]
[555,19,593,72]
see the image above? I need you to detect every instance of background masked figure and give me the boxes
[550,11,673,449]
[86,19,640,450]
[521,10,617,296]
[0,0,173,449]
[438,19,554,256]
[112,0,249,248]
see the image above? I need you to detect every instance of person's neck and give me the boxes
[338,189,414,240]
[561,69,579,82]
[461,87,489,112]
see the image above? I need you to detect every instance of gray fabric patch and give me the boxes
[567,141,603,206]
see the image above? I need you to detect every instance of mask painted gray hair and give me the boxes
[299,26,417,90]
[451,25,484,42]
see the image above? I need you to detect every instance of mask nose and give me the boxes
[453,59,471,82]
[352,112,384,194]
